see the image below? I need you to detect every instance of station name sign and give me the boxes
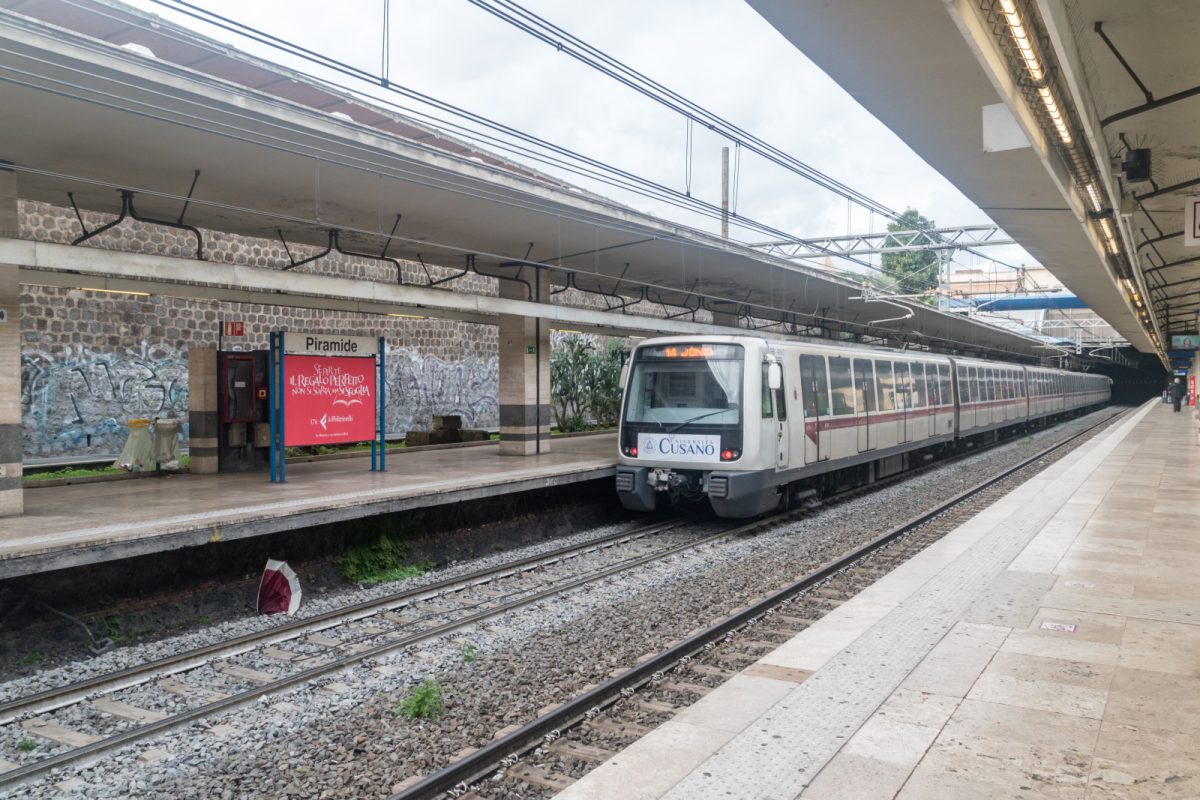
[284,333,379,357]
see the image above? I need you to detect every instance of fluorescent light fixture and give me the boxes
[1097,217,1119,254]
[1000,0,1044,82]
[1085,183,1104,213]
[81,287,151,296]
[387,313,426,319]
[556,329,583,334]
[1038,87,1072,145]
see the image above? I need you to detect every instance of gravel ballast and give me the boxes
[1,410,1121,799]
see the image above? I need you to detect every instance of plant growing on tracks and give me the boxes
[395,678,445,720]
[460,642,479,663]
[17,738,36,752]
[340,530,432,585]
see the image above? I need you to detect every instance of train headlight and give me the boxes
[623,445,638,457]
[720,448,739,461]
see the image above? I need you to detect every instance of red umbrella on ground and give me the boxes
[257,559,302,615]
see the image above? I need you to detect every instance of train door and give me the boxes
[775,369,790,470]
[875,360,897,449]
[913,363,932,439]
[761,363,783,468]
[799,354,829,462]
[896,362,913,443]
[939,364,953,435]
[853,358,875,451]
[957,365,972,430]
[922,363,936,434]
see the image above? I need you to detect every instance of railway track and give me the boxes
[0,518,709,789]
[0,409,1122,794]
[391,407,1127,799]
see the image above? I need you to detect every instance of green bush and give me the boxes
[394,678,445,720]
[550,334,627,430]
[339,533,430,585]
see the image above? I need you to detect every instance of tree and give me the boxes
[550,334,627,431]
[881,208,940,295]
[550,334,592,432]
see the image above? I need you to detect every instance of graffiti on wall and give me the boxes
[384,351,498,434]
[20,344,498,457]
[21,343,189,457]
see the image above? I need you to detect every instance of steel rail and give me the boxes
[0,519,682,725]
[0,519,767,790]
[391,408,1127,799]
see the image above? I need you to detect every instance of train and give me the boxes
[615,335,1111,517]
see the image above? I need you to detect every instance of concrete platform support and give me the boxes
[498,272,550,456]
[187,347,219,474]
[0,167,21,516]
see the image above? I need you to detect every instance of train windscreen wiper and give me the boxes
[666,405,736,433]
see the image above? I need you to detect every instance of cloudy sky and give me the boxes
[127,0,1035,276]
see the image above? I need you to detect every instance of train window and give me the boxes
[799,355,829,417]
[939,365,951,406]
[829,357,854,415]
[876,361,896,411]
[986,369,996,401]
[912,363,928,408]
[957,365,971,403]
[761,364,774,418]
[853,359,877,413]
[970,367,982,403]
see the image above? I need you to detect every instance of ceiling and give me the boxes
[748,0,1200,361]
[0,0,1076,361]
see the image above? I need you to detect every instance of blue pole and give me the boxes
[268,332,277,482]
[278,331,287,483]
[371,352,378,471]
[379,336,387,472]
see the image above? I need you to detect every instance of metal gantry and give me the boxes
[750,225,1014,259]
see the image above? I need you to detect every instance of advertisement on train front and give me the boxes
[283,354,377,446]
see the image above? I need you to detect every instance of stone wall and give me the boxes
[18,201,500,457]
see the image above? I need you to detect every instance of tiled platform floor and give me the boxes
[0,434,616,579]
[557,402,1199,800]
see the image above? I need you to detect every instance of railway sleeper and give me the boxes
[548,739,617,764]
[505,763,575,792]
[586,716,653,740]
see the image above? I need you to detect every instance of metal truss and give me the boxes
[751,225,1014,259]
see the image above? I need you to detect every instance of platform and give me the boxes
[557,401,1200,799]
[0,434,616,580]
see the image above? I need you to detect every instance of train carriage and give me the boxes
[617,335,1111,518]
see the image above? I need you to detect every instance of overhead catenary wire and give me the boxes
[466,0,1038,280]
[134,0,896,274]
[6,0,1045,353]
[465,0,903,221]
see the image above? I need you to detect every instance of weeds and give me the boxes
[340,532,431,585]
[459,643,478,663]
[17,651,45,666]
[17,738,36,752]
[394,679,445,720]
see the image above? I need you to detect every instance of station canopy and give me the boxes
[0,0,1069,361]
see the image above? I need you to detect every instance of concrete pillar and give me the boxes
[187,346,219,474]
[0,166,21,515]
[498,269,550,455]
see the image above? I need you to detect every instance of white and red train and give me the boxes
[616,335,1110,517]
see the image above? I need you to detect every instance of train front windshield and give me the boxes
[624,344,743,428]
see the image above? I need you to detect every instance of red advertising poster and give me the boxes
[283,355,376,446]
[1190,375,1196,407]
